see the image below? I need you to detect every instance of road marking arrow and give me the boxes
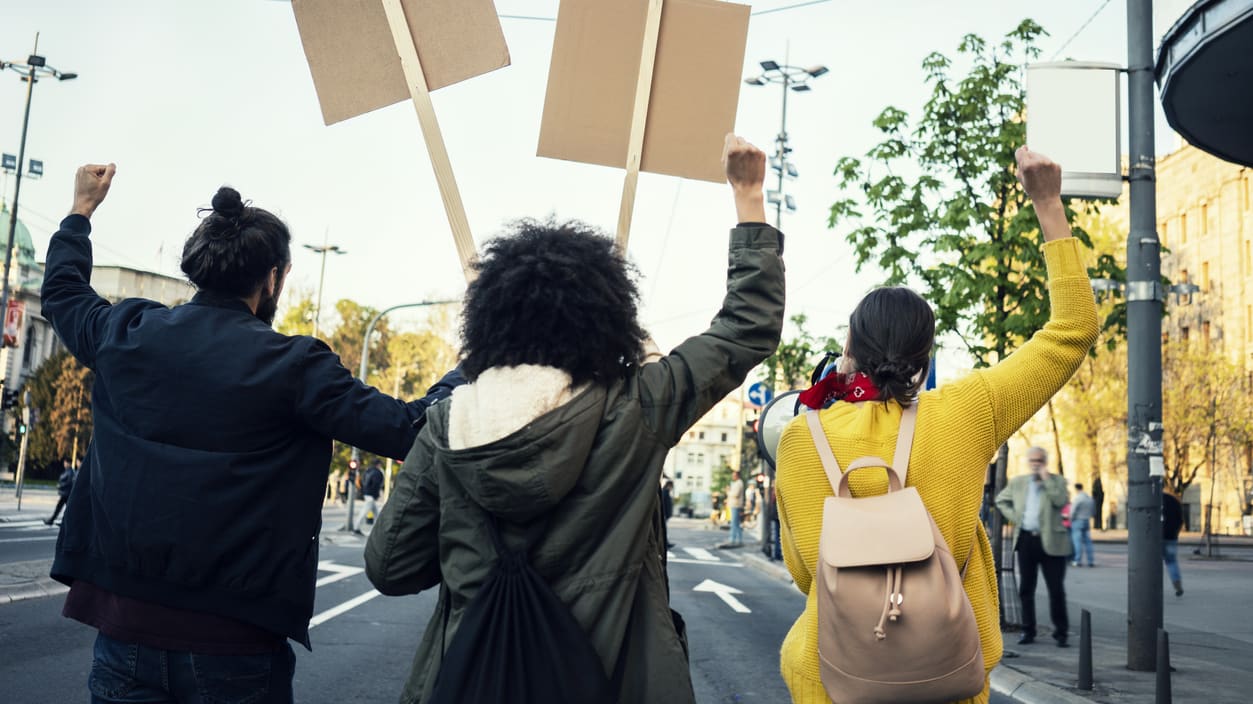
[693,579,751,613]
[315,560,365,588]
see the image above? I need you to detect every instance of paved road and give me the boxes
[0,514,61,564]
[0,510,1018,703]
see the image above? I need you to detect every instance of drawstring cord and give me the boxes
[874,566,906,640]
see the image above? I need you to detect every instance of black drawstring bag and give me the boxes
[427,515,618,704]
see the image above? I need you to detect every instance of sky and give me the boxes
[0,0,1193,382]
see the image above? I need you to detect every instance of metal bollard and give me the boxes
[1078,609,1093,690]
[1156,628,1172,704]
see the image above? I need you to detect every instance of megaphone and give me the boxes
[756,389,804,470]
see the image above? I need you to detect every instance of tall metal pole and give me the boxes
[2,59,37,328]
[342,300,456,532]
[1125,0,1164,671]
[775,74,790,230]
[312,246,328,338]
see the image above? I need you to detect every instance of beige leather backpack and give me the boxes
[805,405,984,704]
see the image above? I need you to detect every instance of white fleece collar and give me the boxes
[447,365,585,450]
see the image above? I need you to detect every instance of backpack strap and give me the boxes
[892,403,918,486]
[805,410,845,492]
[805,403,920,493]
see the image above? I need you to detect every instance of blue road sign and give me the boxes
[747,382,774,407]
[1,154,16,172]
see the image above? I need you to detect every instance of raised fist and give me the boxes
[1015,147,1061,203]
[72,163,117,219]
[722,134,766,193]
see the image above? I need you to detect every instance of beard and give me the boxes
[256,289,280,327]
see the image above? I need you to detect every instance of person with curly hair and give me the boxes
[365,134,786,704]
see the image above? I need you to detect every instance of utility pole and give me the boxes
[302,233,345,338]
[1125,0,1164,671]
[1,35,77,326]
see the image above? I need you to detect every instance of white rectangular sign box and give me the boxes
[1026,62,1123,200]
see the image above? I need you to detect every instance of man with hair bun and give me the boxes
[41,164,461,703]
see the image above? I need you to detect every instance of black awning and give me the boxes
[1156,0,1253,167]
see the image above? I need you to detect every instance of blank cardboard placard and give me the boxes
[292,0,510,126]
[537,0,751,184]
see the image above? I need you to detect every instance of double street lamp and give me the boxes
[1,35,76,329]
[743,60,828,228]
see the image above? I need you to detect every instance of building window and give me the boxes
[1181,212,1188,243]
[1202,261,1211,292]
[1181,326,1190,341]
[698,431,705,441]
[1181,268,1190,285]
[721,432,729,443]
[1247,305,1252,343]
[1246,241,1251,277]
[1201,203,1209,236]
[1202,321,1211,351]
[1159,220,1168,247]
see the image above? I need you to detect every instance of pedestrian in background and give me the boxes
[1091,476,1105,530]
[724,470,746,547]
[1162,487,1184,596]
[661,478,676,549]
[44,458,75,526]
[776,147,1098,702]
[42,165,461,704]
[365,134,784,704]
[354,459,385,533]
[1069,482,1096,567]
[997,448,1073,647]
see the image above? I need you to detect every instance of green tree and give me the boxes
[21,352,93,475]
[760,314,841,391]
[326,299,391,378]
[275,287,316,337]
[827,20,1123,369]
[1160,339,1250,499]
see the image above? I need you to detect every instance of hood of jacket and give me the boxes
[428,364,604,522]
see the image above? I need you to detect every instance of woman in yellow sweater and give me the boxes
[774,147,1099,704]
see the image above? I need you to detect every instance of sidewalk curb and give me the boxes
[0,576,68,606]
[990,665,1097,704]
[737,544,794,585]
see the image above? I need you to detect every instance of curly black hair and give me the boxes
[459,218,647,386]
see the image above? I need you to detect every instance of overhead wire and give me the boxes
[1049,0,1115,61]
[500,0,833,22]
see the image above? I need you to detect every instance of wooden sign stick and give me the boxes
[615,0,665,252]
[380,0,477,282]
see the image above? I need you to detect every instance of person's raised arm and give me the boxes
[945,147,1099,455]
[638,135,785,446]
[41,164,118,368]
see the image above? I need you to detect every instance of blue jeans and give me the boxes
[89,632,295,704]
[1163,539,1182,584]
[729,507,744,544]
[1070,523,1095,565]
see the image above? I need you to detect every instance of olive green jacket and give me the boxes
[364,225,785,704]
[996,473,1072,557]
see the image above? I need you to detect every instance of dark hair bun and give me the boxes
[211,187,245,219]
[873,359,917,385]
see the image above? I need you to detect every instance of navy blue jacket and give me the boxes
[42,214,462,647]
[361,466,384,499]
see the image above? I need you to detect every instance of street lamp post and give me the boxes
[1,35,76,330]
[342,300,457,533]
[1125,0,1165,671]
[743,60,827,229]
[302,234,345,338]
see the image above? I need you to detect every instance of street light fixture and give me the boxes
[1,34,76,339]
[742,59,828,228]
[302,239,346,338]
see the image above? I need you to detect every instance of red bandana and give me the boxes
[798,372,883,410]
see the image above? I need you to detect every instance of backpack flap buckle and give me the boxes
[818,487,935,568]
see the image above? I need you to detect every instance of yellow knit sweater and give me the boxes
[774,238,1099,704]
